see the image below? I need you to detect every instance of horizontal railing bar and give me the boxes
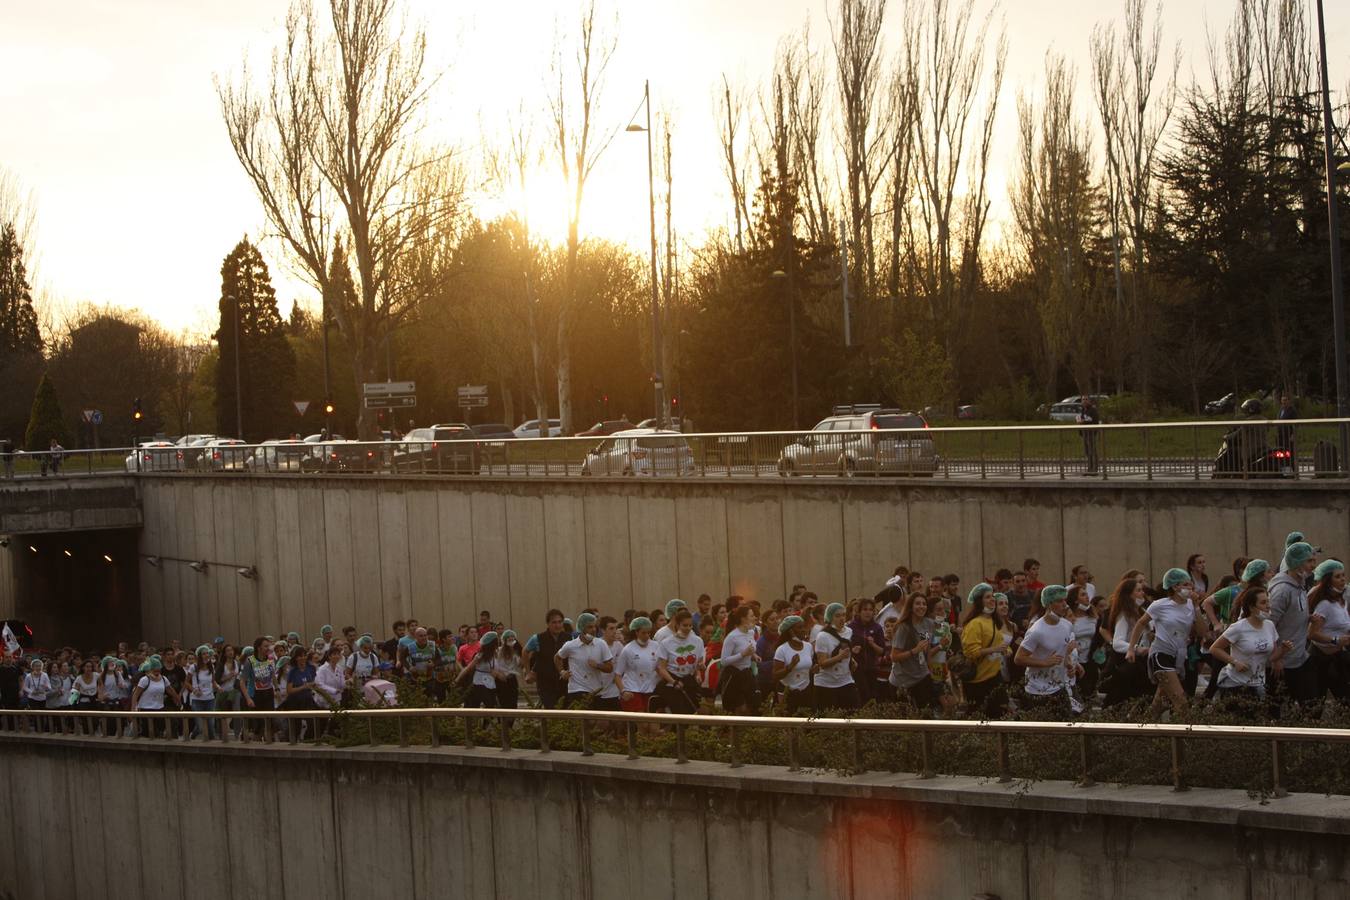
[6,707,1350,744]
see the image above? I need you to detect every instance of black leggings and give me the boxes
[784,686,815,715]
[814,683,861,712]
[963,676,1006,718]
[497,676,519,710]
[464,684,499,709]
[1101,652,1151,707]
[657,676,702,714]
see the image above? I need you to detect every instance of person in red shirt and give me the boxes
[1024,558,1046,593]
[456,626,481,669]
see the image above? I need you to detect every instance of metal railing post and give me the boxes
[1057,429,1065,480]
[1271,739,1287,798]
[675,724,688,764]
[1143,427,1152,481]
[1017,429,1025,479]
[787,729,801,772]
[920,732,935,779]
[463,717,476,749]
[1193,425,1201,480]
[1170,736,1187,792]
[978,430,986,479]
[580,718,593,756]
[997,733,1011,783]
[429,715,440,748]
[1077,734,1095,787]
[729,724,742,768]
[539,719,551,753]
[851,729,865,774]
[626,721,639,760]
[397,717,407,748]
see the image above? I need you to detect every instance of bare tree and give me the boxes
[883,14,920,328]
[1090,0,1177,394]
[906,0,1007,372]
[777,27,832,245]
[217,0,462,438]
[548,0,617,435]
[0,167,38,282]
[832,0,889,302]
[716,74,754,253]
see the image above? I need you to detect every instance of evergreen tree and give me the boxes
[24,372,68,450]
[214,238,297,440]
[0,221,41,356]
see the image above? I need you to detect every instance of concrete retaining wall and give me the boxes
[3,735,1350,900]
[132,474,1350,644]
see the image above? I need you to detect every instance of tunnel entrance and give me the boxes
[8,528,141,650]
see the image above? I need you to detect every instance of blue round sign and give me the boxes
[91,411,103,426]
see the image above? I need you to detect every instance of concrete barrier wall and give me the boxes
[3,737,1349,900]
[134,475,1350,644]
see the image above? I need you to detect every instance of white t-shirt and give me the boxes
[1313,599,1350,651]
[773,640,813,691]
[616,640,662,694]
[658,632,704,679]
[314,663,346,704]
[1020,616,1075,696]
[136,675,167,710]
[720,628,756,671]
[813,630,854,688]
[471,656,497,689]
[73,674,100,698]
[186,666,215,701]
[1111,615,1150,654]
[653,624,674,644]
[557,637,615,696]
[1216,618,1279,688]
[1146,597,1197,659]
[217,661,239,692]
[1070,613,1097,658]
[102,672,129,700]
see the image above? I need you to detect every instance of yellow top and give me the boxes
[962,614,1003,684]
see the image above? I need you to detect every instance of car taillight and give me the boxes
[432,442,439,450]
[330,452,338,460]
[367,451,375,458]
[1273,449,1292,459]
[213,451,221,460]
[870,421,878,429]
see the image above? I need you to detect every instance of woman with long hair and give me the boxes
[719,606,761,714]
[1210,586,1293,710]
[960,584,1009,717]
[1126,568,1200,718]
[1308,559,1350,701]
[214,645,242,739]
[1101,577,1151,707]
[755,608,782,703]
[889,594,937,714]
[1065,585,1103,700]
[242,637,276,740]
[813,603,860,712]
[459,631,501,709]
[131,656,180,738]
[1186,554,1210,596]
[185,645,218,740]
[70,658,101,734]
[495,631,522,711]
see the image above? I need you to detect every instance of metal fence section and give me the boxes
[4,705,1348,796]
[6,418,1349,482]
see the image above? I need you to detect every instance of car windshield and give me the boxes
[873,414,926,429]
[434,428,472,440]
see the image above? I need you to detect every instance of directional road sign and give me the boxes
[457,384,489,408]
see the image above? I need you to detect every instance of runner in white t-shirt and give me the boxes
[1209,586,1292,701]
[1126,567,1200,718]
[772,615,815,715]
[652,599,686,644]
[1014,585,1080,710]
[615,617,662,715]
[556,613,618,710]
[656,609,704,714]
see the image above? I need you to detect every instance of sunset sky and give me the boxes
[2,0,1347,333]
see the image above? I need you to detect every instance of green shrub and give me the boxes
[975,378,1044,421]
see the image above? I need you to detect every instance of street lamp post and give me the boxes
[627,81,665,428]
[1315,0,1348,467]
[771,269,800,429]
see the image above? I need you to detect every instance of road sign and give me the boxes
[81,409,95,423]
[363,381,416,397]
[92,410,103,426]
[293,400,311,416]
[364,395,416,410]
[457,385,489,408]
[363,381,416,409]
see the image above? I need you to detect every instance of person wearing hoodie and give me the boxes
[1268,541,1318,704]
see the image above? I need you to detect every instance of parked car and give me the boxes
[580,428,696,476]
[468,423,516,465]
[956,404,978,420]
[1048,395,1109,422]
[197,438,249,472]
[513,418,562,438]
[575,419,635,437]
[246,439,309,472]
[125,441,181,472]
[777,409,937,477]
[636,417,686,432]
[391,425,478,474]
[1204,392,1237,416]
[175,434,216,469]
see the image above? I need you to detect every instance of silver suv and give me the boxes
[777,406,937,476]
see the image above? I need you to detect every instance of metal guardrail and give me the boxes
[6,417,1349,482]
[3,705,1345,796]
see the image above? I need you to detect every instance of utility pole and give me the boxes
[1316,0,1347,420]
[230,292,243,440]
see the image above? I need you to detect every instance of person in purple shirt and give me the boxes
[849,599,888,702]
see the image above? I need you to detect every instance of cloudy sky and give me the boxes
[2,0,1347,333]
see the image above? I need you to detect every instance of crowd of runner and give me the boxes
[3,530,1346,736]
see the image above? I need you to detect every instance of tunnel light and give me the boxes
[236,566,258,580]
[145,556,160,568]
[0,537,8,547]
[103,554,113,563]
[63,549,73,558]
[189,560,208,573]
[29,545,37,553]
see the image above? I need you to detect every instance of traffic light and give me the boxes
[132,397,143,421]
[323,399,335,416]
